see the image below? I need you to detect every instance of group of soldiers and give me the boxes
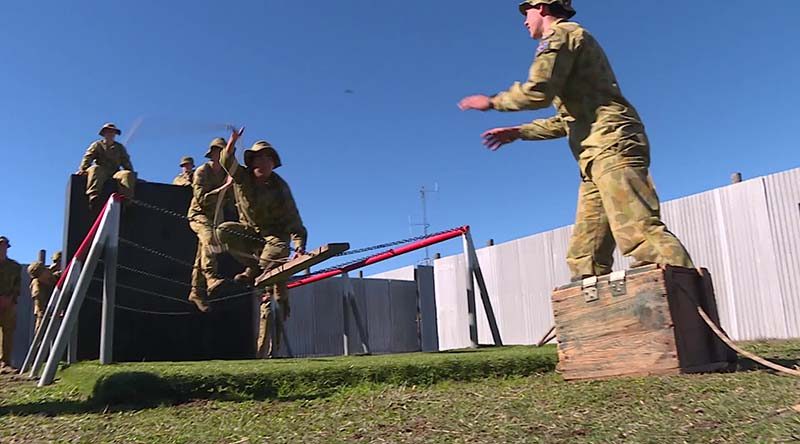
[1,0,697,369]
[0,237,62,373]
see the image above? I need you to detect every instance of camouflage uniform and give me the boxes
[490,10,693,279]
[0,244,21,369]
[187,139,235,311]
[79,123,136,204]
[219,141,307,357]
[49,251,63,281]
[27,262,56,334]
[173,156,195,186]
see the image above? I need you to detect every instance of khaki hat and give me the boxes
[98,122,122,136]
[518,0,576,18]
[52,251,62,263]
[244,141,282,169]
[27,261,45,277]
[179,156,195,167]
[205,137,226,158]
[0,236,9,247]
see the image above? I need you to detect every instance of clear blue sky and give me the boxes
[1,1,799,274]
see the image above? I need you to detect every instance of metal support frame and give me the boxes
[38,196,121,386]
[462,230,503,348]
[341,273,370,356]
[100,200,120,364]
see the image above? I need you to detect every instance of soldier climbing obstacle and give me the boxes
[458,0,694,281]
[216,127,308,358]
[76,123,137,210]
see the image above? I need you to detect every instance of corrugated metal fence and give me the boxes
[431,168,800,349]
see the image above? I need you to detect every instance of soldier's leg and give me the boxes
[256,296,272,359]
[85,165,111,203]
[566,178,616,280]
[257,239,290,356]
[595,166,694,268]
[0,307,16,368]
[216,222,262,285]
[112,170,137,200]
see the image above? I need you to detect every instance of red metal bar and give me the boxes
[55,194,121,289]
[288,226,469,289]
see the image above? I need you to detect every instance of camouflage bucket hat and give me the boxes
[244,141,282,169]
[518,0,576,18]
[98,122,122,136]
[0,236,9,247]
[27,261,45,277]
[179,156,195,167]
[52,251,62,263]
[205,137,226,158]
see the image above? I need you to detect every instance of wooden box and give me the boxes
[551,265,737,381]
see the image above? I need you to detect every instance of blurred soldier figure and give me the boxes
[186,138,236,312]
[27,261,56,334]
[458,0,693,281]
[173,156,195,186]
[217,128,307,358]
[0,236,21,373]
[49,251,63,280]
[76,123,137,209]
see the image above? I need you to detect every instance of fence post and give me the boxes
[462,232,479,348]
[100,199,120,364]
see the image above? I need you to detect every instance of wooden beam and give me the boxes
[255,243,350,288]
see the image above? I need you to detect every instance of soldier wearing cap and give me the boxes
[76,123,137,208]
[186,138,237,312]
[0,236,21,372]
[49,251,63,281]
[217,128,307,357]
[27,261,56,334]
[458,0,694,281]
[173,156,195,187]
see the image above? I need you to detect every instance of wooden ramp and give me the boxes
[255,243,350,288]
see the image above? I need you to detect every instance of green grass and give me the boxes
[1,341,798,443]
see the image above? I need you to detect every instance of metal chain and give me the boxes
[119,238,196,269]
[91,277,194,306]
[87,296,193,316]
[101,260,195,289]
[334,227,461,257]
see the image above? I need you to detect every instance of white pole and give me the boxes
[465,231,503,346]
[342,274,351,356]
[100,199,120,364]
[462,233,478,348]
[39,199,113,386]
[20,286,61,374]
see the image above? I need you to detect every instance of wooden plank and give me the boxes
[255,243,350,288]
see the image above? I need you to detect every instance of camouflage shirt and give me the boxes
[172,171,194,187]
[79,139,135,173]
[490,19,650,177]
[187,162,234,220]
[30,271,55,305]
[0,258,21,304]
[221,150,307,251]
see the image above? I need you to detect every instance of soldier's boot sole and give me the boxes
[234,267,261,287]
[188,292,211,313]
[206,277,226,294]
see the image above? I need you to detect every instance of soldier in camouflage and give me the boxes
[173,156,195,187]
[0,236,21,372]
[217,128,307,358]
[458,0,694,280]
[186,138,236,312]
[76,123,137,209]
[27,261,56,334]
[50,251,62,281]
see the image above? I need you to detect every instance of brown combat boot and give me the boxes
[234,267,261,287]
[206,276,226,294]
[188,289,211,313]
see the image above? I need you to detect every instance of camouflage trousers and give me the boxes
[33,297,48,335]
[215,222,291,358]
[566,161,694,279]
[189,216,218,292]
[0,304,16,367]
[86,165,136,201]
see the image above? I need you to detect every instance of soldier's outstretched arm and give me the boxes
[220,127,246,182]
[519,115,567,140]
[490,36,576,112]
[77,142,98,174]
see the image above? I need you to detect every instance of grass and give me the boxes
[0,341,798,443]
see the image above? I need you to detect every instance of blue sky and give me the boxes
[1,1,799,274]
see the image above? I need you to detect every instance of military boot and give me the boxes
[630,261,655,269]
[234,267,261,287]
[206,276,226,294]
[188,289,211,313]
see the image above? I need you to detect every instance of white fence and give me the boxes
[427,167,800,350]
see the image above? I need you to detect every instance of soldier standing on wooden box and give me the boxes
[76,123,137,210]
[27,261,56,334]
[186,138,236,312]
[0,236,21,373]
[217,127,307,358]
[458,0,694,281]
[173,156,195,186]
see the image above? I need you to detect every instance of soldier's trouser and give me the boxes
[189,216,217,291]
[0,305,16,367]
[86,165,136,201]
[256,285,290,358]
[33,298,47,335]
[566,163,694,278]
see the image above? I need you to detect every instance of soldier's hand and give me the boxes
[481,126,521,151]
[458,95,493,111]
[75,170,87,176]
[230,126,245,142]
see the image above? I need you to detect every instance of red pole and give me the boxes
[288,226,469,289]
